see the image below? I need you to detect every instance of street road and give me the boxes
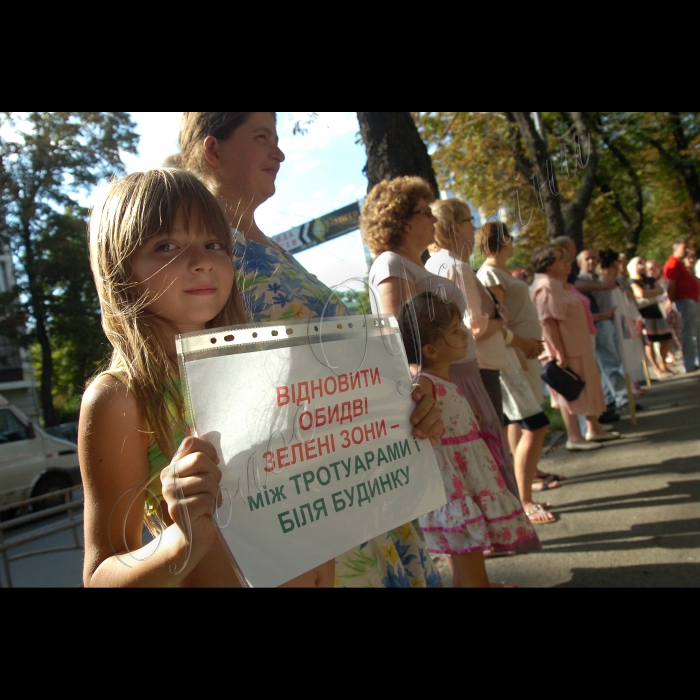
[472,369,700,588]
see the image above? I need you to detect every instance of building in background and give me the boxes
[0,246,40,420]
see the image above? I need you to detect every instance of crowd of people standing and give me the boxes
[78,112,698,588]
[361,175,699,586]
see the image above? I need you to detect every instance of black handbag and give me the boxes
[541,361,586,402]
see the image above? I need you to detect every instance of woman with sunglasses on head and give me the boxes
[175,112,444,589]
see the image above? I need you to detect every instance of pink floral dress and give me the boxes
[415,372,537,555]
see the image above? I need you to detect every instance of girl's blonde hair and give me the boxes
[429,199,473,259]
[89,169,247,460]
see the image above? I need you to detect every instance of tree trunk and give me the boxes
[357,112,440,198]
[34,306,58,427]
[561,113,598,251]
[508,112,569,244]
[22,221,58,427]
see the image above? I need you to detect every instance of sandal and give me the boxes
[536,471,566,483]
[533,477,560,492]
[525,503,557,525]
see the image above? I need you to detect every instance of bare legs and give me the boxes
[447,551,490,588]
[585,415,609,437]
[645,344,663,374]
[646,341,674,374]
[562,410,586,444]
[508,424,549,506]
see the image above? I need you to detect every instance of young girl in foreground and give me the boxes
[399,293,537,588]
[80,169,334,587]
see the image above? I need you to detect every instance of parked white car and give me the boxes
[0,394,80,514]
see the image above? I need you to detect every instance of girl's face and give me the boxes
[405,198,438,252]
[131,213,235,334]
[211,112,286,211]
[429,317,470,364]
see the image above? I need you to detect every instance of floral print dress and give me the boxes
[233,232,442,589]
[234,232,347,322]
[415,372,537,555]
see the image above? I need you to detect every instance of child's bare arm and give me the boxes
[80,375,221,587]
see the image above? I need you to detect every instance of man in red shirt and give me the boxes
[665,240,700,372]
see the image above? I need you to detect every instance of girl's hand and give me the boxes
[556,352,568,368]
[161,437,223,548]
[411,385,444,448]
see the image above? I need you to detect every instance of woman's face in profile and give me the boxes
[405,198,438,252]
[452,207,476,250]
[213,112,286,209]
[547,254,571,280]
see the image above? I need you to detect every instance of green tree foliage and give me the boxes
[414,112,700,267]
[335,288,372,316]
[0,112,139,426]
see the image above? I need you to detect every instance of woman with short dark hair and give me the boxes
[531,245,619,451]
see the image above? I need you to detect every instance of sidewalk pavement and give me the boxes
[437,368,700,588]
[6,369,699,588]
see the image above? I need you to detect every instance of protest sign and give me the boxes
[177,315,446,588]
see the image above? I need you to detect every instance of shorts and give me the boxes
[504,411,550,432]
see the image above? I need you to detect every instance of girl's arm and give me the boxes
[541,318,567,368]
[80,375,223,588]
[471,286,506,340]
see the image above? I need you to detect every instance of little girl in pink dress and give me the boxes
[399,293,537,588]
